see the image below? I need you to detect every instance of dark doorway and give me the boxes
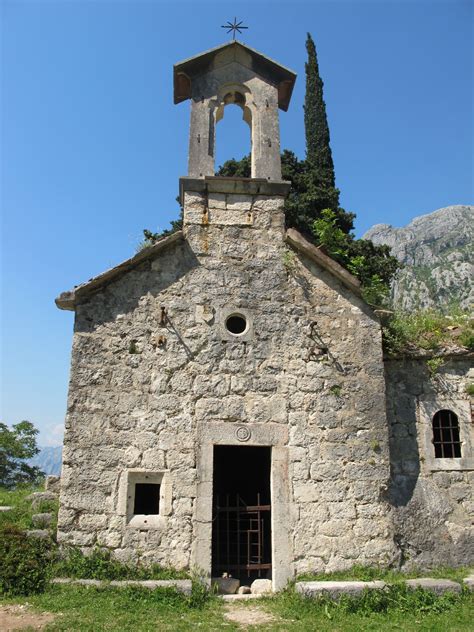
[212,445,271,583]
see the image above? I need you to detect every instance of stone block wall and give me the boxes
[385,356,474,569]
[58,185,396,577]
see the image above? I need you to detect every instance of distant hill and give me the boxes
[30,446,62,476]
[364,205,473,310]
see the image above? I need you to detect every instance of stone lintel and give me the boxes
[180,176,291,206]
[55,231,184,311]
[285,228,362,297]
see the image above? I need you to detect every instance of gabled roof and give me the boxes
[174,40,297,111]
[55,231,184,311]
[285,229,362,297]
[55,228,362,312]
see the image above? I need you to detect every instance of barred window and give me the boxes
[432,410,462,458]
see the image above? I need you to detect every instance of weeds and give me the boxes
[54,546,189,581]
[269,582,471,626]
[282,248,297,271]
[426,356,446,375]
[382,306,474,356]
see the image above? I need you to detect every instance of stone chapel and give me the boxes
[56,41,474,590]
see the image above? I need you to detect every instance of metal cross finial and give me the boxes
[221,17,248,40]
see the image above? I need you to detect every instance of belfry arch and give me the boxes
[215,85,253,175]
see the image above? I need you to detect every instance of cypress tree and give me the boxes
[304,32,336,193]
[286,32,354,234]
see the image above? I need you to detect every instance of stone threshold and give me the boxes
[51,578,192,594]
[296,577,471,599]
[220,593,266,601]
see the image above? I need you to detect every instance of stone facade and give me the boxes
[57,181,398,587]
[56,40,474,587]
[386,356,474,569]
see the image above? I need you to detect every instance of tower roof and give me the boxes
[174,40,297,111]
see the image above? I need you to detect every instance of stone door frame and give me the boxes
[192,422,293,591]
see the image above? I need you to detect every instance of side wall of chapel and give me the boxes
[385,357,474,569]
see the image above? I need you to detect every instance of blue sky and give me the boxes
[1,0,472,445]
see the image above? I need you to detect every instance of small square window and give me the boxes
[120,470,171,529]
[133,483,160,515]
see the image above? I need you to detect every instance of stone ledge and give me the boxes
[51,578,192,594]
[296,580,386,599]
[220,593,265,601]
[405,578,462,594]
[285,229,362,298]
[55,231,184,311]
[296,578,464,599]
[180,176,291,204]
[463,575,474,591]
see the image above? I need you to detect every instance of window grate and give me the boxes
[432,409,461,458]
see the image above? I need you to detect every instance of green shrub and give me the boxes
[0,524,53,595]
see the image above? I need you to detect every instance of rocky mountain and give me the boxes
[364,205,473,310]
[29,446,62,476]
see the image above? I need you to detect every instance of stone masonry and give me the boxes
[56,40,473,587]
[386,356,474,569]
[57,178,397,585]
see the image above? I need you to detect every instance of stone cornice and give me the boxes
[55,231,184,311]
[179,176,291,205]
[285,228,362,297]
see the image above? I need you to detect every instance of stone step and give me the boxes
[220,593,265,601]
[26,492,57,510]
[405,578,462,594]
[296,580,386,599]
[296,578,464,600]
[463,575,474,591]
[51,578,192,594]
[32,513,53,528]
[26,529,51,540]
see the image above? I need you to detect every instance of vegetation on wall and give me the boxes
[381,305,474,357]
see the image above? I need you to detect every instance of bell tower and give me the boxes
[174,41,296,244]
[174,40,296,181]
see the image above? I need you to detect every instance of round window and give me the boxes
[225,314,248,336]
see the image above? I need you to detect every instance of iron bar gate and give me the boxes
[213,493,271,578]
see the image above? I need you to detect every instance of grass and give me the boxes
[2,486,473,629]
[264,585,474,632]
[296,563,472,584]
[1,583,473,631]
[0,484,57,531]
[54,547,190,581]
[0,584,227,632]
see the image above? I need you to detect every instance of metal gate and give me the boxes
[212,493,271,578]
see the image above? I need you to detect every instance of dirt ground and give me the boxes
[0,604,55,631]
[223,603,277,628]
